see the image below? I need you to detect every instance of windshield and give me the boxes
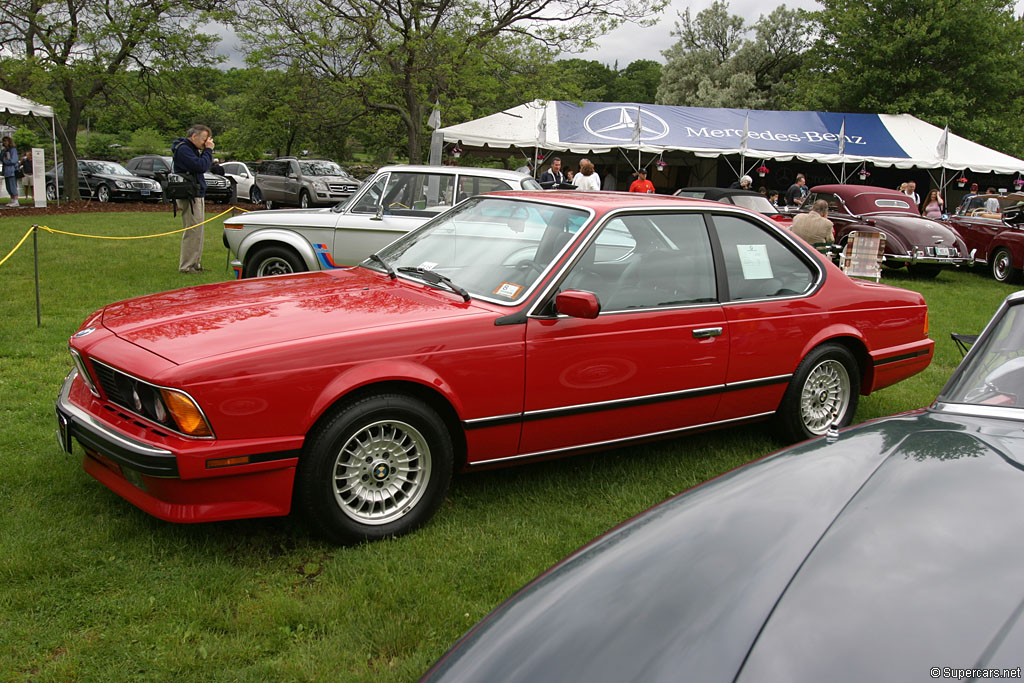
[299,161,348,177]
[942,303,1024,408]
[368,196,590,304]
[521,177,543,190]
[85,161,132,176]
[729,195,777,213]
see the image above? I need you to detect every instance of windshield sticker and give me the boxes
[736,244,774,280]
[493,282,524,298]
[417,261,438,271]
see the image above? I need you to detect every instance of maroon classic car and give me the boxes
[56,191,934,544]
[802,185,970,278]
[948,193,1024,283]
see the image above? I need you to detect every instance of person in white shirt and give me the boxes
[572,158,601,191]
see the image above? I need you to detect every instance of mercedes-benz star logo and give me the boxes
[583,106,670,142]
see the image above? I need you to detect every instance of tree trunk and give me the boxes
[59,105,83,201]
[405,90,423,163]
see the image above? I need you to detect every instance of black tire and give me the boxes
[907,263,941,278]
[299,190,311,209]
[242,246,306,278]
[991,247,1019,283]
[250,186,263,205]
[776,343,860,443]
[96,184,111,203]
[295,394,453,544]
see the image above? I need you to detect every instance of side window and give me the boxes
[350,174,389,214]
[458,175,512,202]
[154,159,169,173]
[382,173,454,213]
[713,214,815,301]
[289,161,299,177]
[563,213,715,312]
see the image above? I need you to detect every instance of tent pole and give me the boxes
[52,118,59,206]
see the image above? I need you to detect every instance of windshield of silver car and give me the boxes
[368,197,589,304]
[942,304,1024,408]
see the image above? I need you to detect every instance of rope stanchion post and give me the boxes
[33,225,41,327]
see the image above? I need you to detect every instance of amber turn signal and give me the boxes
[206,455,250,468]
[160,389,213,436]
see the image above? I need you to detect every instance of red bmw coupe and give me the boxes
[56,191,934,543]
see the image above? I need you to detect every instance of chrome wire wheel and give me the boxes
[799,359,851,435]
[992,248,1014,282]
[331,419,432,526]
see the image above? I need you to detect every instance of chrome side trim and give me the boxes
[57,370,173,459]
[467,411,777,466]
[463,373,792,428]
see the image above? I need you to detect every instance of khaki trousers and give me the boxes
[177,197,205,271]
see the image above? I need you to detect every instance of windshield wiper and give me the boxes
[397,267,471,302]
[368,252,396,279]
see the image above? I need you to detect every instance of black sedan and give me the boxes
[423,290,1024,682]
[45,160,162,202]
[124,154,234,203]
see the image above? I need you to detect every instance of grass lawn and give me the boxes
[0,208,1015,680]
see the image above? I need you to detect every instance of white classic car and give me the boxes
[223,164,542,277]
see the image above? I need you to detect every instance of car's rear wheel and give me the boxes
[264,198,274,210]
[776,343,860,442]
[991,247,1019,283]
[249,186,263,205]
[907,263,941,278]
[243,246,306,278]
[299,190,311,209]
[295,394,453,544]
[96,185,111,202]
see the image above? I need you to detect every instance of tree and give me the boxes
[233,0,668,162]
[793,0,1024,156]
[610,60,662,103]
[657,2,809,110]
[0,0,225,199]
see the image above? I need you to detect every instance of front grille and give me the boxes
[327,183,357,194]
[90,360,202,436]
[131,181,152,189]
[92,361,127,404]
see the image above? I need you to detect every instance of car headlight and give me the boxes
[314,181,327,192]
[115,180,128,189]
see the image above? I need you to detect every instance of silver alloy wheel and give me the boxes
[300,191,310,208]
[993,249,1012,281]
[256,256,296,276]
[799,359,851,435]
[46,184,56,200]
[97,185,110,202]
[331,419,431,525]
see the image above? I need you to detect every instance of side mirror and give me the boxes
[372,203,385,221]
[556,290,600,319]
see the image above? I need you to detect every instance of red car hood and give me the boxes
[100,269,486,364]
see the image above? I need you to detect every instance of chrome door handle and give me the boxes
[692,327,723,339]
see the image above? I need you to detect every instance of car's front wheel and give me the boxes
[243,246,307,278]
[776,343,860,442]
[96,185,111,202]
[46,184,57,201]
[991,247,1019,283]
[295,394,454,544]
[299,190,311,209]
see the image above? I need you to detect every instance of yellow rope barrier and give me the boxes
[0,226,35,268]
[0,205,248,267]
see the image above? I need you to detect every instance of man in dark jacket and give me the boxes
[172,125,214,273]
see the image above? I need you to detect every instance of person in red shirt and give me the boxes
[629,168,655,194]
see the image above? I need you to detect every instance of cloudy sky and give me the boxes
[568,0,790,67]
[213,0,791,69]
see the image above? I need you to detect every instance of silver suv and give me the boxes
[223,164,542,277]
[253,158,360,209]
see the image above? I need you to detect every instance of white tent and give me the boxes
[435,100,1024,176]
[0,88,60,204]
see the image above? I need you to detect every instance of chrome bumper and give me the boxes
[55,369,178,476]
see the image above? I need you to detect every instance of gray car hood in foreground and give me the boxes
[423,412,1024,682]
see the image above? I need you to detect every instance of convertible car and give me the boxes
[423,290,1024,683]
[56,191,932,544]
[802,184,970,277]
[948,192,1024,282]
